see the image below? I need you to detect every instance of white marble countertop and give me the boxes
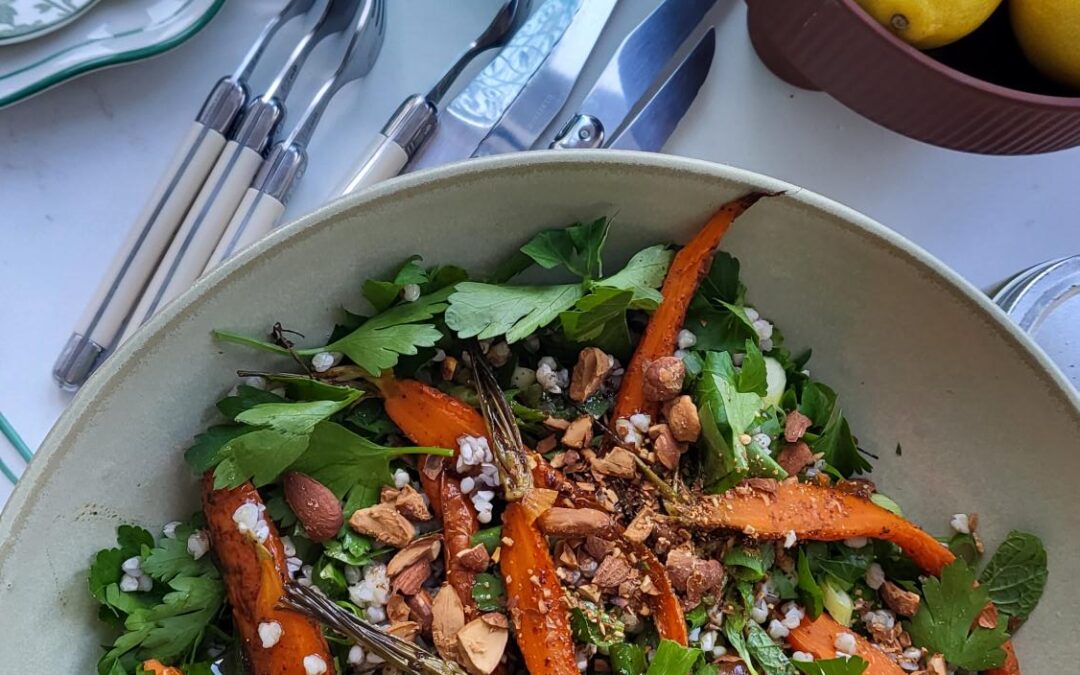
[2,0,1078,503]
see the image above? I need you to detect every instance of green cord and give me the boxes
[0,456,16,485]
[0,412,32,462]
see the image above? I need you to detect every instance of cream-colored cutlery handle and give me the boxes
[205,187,288,269]
[53,121,227,387]
[337,133,409,196]
[118,140,265,343]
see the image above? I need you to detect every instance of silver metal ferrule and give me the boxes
[253,142,307,204]
[52,333,107,390]
[233,97,286,152]
[196,77,249,134]
[550,113,605,150]
[383,95,439,156]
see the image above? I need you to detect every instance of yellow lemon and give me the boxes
[1011,0,1080,89]
[854,0,1003,49]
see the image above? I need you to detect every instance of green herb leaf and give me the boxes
[216,385,285,419]
[698,251,745,306]
[686,301,758,354]
[363,256,429,312]
[570,607,625,648]
[722,609,759,675]
[978,530,1048,621]
[797,550,824,618]
[610,643,647,675]
[869,493,903,516]
[685,603,709,630]
[724,544,776,582]
[89,526,154,613]
[520,218,610,280]
[811,407,870,477]
[738,339,767,395]
[798,382,836,429]
[792,656,869,675]
[646,639,702,675]
[184,425,249,475]
[288,421,447,497]
[746,622,794,674]
[906,560,1008,670]
[593,244,674,309]
[313,557,349,598]
[142,528,218,583]
[559,286,634,357]
[470,527,503,555]
[322,291,449,374]
[472,573,506,612]
[446,282,584,343]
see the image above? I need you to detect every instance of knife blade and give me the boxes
[551,0,718,149]
[406,0,581,171]
[472,0,618,157]
[606,27,715,151]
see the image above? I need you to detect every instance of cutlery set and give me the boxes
[53,0,720,389]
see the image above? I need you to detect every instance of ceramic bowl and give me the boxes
[1,152,1077,672]
[746,0,1080,155]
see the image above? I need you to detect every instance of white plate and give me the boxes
[0,0,101,46]
[0,0,223,108]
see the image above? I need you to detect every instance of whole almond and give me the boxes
[282,472,342,542]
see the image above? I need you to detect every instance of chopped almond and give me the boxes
[624,507,655,544]
[663,395,701,442]
[590,446,637,479]
[393,485,433,521]
[387,536,442,576]
[651,424,685,471]
[392,559,432,596]
[538,507,616,538]
[777,441,815,475]
[643,356,686,402]
[562,416,594,449]
[569,347,612,402]
[456,615,510,675]
[784,410,813,442]
[407,589,434,632]
[592,554,632,588]
[584,535,615,561]
[881,580,921,617]
[976,601,999,629]
[455,544,492,573]
[387,620,421,642]
[387,593,411,624]
[432,584,466,662]
[927,654,947,675]
[349,503,415,548]
[666,548,724,608]
[536,434,558,454]
[441,355,459,381]
[543,416,571,431]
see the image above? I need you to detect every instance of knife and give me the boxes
[606,27,716,151]
[471,0,618,156]
[550,0,718,150]
[406,0,584,172]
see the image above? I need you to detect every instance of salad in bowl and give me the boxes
[87,193,1047,675]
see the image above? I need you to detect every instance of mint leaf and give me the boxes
[593,244,673,309]
[979,530,1048,621]
[570,607,625,648]
[288,421,446,497]
[722,610,759,675]
[792,657,868,675]
[797,550,824,617]
[520,218,610,280]
[472,573,506,612]
[907,560,1008,670]
[646,639,702,675]
[446,282,584,343]
[724,544,775,581]
[746,622,794,674]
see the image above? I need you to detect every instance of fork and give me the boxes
[52,0,319,389]
[204,0,387,268]
[117,0,364,344]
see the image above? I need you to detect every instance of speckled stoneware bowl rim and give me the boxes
[832,0,1080,108]
[3,150,1078,541]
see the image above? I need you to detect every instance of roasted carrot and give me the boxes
[141,660,183,675]
[612,192,771,423]
[673,481,955,575]
[501,501,579,674]
[379,376,688,644]
[788,614,904,674]
[986,640,1022,675]
[202,476,333,674]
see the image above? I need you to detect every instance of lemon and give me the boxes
[854,0,1003,49]
[1012,0,1080,89]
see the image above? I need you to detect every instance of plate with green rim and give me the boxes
[0,0,102,46]
[0,0,224,109]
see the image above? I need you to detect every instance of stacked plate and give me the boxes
[994,256,1080,391]
[0,0,224,108]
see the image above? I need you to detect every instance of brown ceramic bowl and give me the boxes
[746,0,1080,154]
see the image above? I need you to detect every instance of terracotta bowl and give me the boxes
[746,0,1080,154]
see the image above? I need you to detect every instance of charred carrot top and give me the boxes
[674,480,955,576]
[202,476,333,675]
[612,192,771,423]
[788,614,904,675]
[378,377,689,645]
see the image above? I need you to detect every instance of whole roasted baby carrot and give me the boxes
[612,192,771,423]
[673,480,954,575]
[202,476,334,674]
